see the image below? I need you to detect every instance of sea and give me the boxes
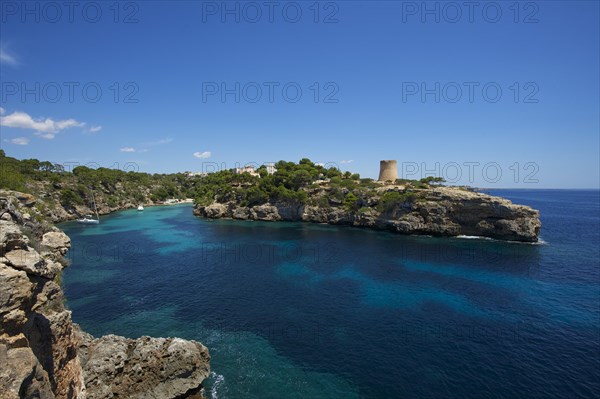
[60,189,600,399]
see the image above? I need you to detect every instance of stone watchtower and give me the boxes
[378,160,398,182]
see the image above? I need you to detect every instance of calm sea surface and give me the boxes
[61,190,600,398]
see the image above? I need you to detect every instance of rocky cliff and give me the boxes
[21,180,193,224]
[41,197,193,225]
[0,192,210,399]
[194,186,541,242]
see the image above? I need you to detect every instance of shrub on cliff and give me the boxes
[343,192,359,211]
[245,186,269,206]
[420,176,446,186]
[60,188,84,206]
[377,191,416,213]
[272,185,308,204]
[0,151,29,191]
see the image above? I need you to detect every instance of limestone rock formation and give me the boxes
[202,203,228,219]
[41,232,71,256]
[4,249,55,278]
[0,345,55,399]
[0,195,86,399]
[251,204,281,221]
[77,331,210,399]
[194,186,541,242]
[0,192,211,399]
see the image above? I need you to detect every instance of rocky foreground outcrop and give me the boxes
[0,192,210,399]
[194,187,541,242]
[77,332,210,399]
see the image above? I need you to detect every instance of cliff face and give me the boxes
[0,196,84,399]
[0,192,210,399]
[194,187,541,242]
[41,197,192,225]
[22,181,193,224]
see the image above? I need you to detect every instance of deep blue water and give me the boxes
[61,190,600,398]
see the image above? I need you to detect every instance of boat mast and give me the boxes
[92,191,99,220]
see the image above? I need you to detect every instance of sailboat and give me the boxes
[77,191,100,224]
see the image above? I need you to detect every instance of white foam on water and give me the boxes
[210,371,225,399]
[456,235,548,245]
[456,235,493,240]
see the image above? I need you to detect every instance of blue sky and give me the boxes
[0,0,598,188]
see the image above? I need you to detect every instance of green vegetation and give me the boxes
[1,151,448,218]
[194,159,345,207]
[0,150,198,210]
[60,188,84,206]
[0,149,53,191]
[377,191,417,213]
[193,159,447,216]
[420,176,446,185]
[342,192,359,211]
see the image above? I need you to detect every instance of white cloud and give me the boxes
[144,138,173,146]
[0,110,85,138]
[340,160,354,164]
[193,151,211,159]
[0,47,18,66]
[0,107,5,115]
[6,137,29,145]
[35,132,56,139]
[88,125,102,133]
[119,138,169,154]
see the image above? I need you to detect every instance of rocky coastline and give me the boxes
[0,182,540,397]
[0,192,210,399]
[194,186,541,242]
[38,192,193,225]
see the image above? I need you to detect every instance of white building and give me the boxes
[235,165,260,177]
[265,163,277,175]
[186,171,208,177]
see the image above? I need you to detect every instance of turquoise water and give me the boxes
[61,190,600,398]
